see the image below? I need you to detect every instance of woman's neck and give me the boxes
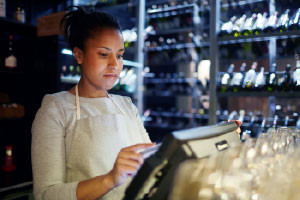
[69,79,108,98]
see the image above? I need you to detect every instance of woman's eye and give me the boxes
[117,55,124,59]
[99,53,108,57]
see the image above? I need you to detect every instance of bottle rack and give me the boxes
[0,7,36,193]
[218,31,300,44]
[144,0,210,134]
[209,0,300,128]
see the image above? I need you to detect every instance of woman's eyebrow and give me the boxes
[97,47,125,52]
[97,47,111,51]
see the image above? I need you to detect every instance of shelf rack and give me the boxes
[147,3,197,14]
[221,0,266,8]
[218,31,300,45]
[209,0,300,124]
[146,42,210,52]
[217,91,300,98]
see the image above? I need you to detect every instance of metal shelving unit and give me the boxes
[149,27,195,35]
[217,91,300,98]
[221,0,266,8]
[143,1,208,133]
[218,31,300,44]
[146,42,210,52]
[147,3,196,14]
[209,0,300,124]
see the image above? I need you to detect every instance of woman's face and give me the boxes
[75,28,124,91]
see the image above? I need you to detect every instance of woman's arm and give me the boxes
[76,143,155,200]
[32,95,78,200]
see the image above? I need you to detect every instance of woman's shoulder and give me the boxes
[40,91,73,110]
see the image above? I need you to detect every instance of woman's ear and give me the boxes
[73,47,83,64]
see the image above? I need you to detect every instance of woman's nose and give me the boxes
[108,55,119,70]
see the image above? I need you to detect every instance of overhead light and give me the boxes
[61,48,73,55]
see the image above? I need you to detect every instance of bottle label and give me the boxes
[0,0,5,17]
[16,10,25,23]
[5,55,17,68]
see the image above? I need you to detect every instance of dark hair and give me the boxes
[60,6,122,50]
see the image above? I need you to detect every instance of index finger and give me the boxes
[228,120,242,126]
[123,143,156,152]
[234,120,242,126]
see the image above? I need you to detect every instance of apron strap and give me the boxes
[75,84,81,120]
[108,94,126,115]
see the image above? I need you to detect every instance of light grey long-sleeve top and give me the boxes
[31,91,151,200]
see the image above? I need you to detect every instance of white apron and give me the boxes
[66,85,147,199]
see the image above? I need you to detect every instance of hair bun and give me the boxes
[60,6,121,50]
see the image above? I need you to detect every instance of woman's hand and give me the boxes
[108,143,156,187]
[228,120,242,135]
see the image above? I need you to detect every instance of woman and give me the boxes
[31,7,155,200]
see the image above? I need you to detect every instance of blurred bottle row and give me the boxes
[143,107,209,130]
[147,4,194,31]
[94,0,131,7]
[0,103,24,119]
[218,60,300,92]
[143,104,300,137]
[0,93,24,119]
[145,33,195,49]
[220,106,300,138]
[144,72,209,96]
[220,8,300,37]
[146,48,194,65]
[61,65,81,78]
[0,0,26,23]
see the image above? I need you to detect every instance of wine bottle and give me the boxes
[272,114,279,128]
[237,110,246,138]
[276,9,290,32]
[0,0,5,17]
[232,14,247,37]
[293,59,300,91]
[266,63,277,92]
[61,65,68,77]
[5,35,17,69]
[263,11,278,33]
[15,0,25,23]
[219,16,237,37]
[284,115,290,127]
[76,65,81,77]
[238,109,245,124]
[291,112,299,127]
[228,110,238,121]
[230,62,246,92]
[243,62,257,90]
[277,64,292,91]
[246,113,258,138]
[254,67,266,90]
[242,13,257,36]
[256,117,267,136]
[69,65,75,77]
[288,8,300,31]
[2,145,16,172]
[219,64,234,93]
[252,12,268,35]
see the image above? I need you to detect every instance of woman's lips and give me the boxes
[103,73,118,79]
